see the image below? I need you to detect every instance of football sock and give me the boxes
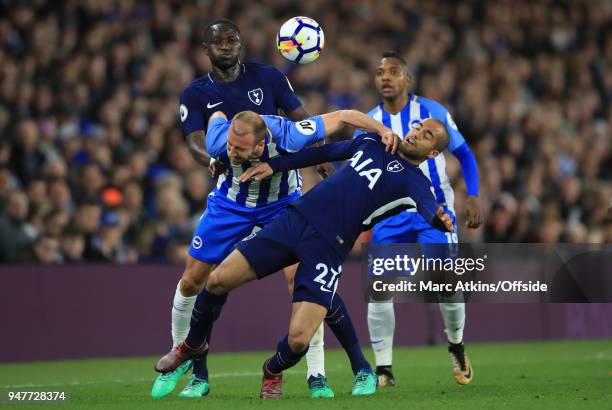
[367,301,395,367]
[267,335,309,374]
[184,289,227,349]
[439,302,465,344]
[306,322,325,378]
[171,281,197,347]
[192,330,211,380]
[326,294,371,374]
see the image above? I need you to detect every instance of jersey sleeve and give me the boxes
[268,134,377,171]
[421,98,479,197]
[401,170,440,227]
[179,86,205,136]
[270,67,302,115]
[264,115,326,153]
[452,143,479,197]
[205,117,229,158]
[268,139,357,172]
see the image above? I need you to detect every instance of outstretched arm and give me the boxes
[321,110,399,153]
[239,139,355,182]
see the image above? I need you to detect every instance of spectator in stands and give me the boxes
[0,0,610,265]
[31,233,61,265]
[60,226,86,263]
[0,190,34,262]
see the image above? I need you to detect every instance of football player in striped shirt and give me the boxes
[154,18,315,399]
[154,105,397,398]
[360,51,483,387]
[155,118,455,399]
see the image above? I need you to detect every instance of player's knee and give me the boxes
[206,271,226,294]
[180,270,207,296]
[288,328,310,353]
[181,277,203,297]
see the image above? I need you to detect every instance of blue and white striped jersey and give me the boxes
[206,115,326,209]
[359,94,467,212]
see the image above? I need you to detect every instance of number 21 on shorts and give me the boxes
[313,263,341,296]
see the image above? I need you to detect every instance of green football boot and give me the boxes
[151,359,192,398]
[351,368,377,396]
[307,374,335,398]
[178,375,210,398]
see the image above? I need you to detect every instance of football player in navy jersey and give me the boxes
[153,19,319,398]
[155,118,454,399]
[154,99,396,399]
[180,19,309,168]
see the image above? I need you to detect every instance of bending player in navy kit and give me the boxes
[154,18,318,398]
[156,103,398,398]
[155,118,454,399]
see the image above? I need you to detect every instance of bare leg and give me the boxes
[206,249,258,295]
[288,301,327,352]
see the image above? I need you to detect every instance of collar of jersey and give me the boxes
[378,93,417,114]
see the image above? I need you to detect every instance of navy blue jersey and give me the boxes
[267,134,441,257]
[179,63,302,135]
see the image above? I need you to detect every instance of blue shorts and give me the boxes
[189,194,292,264]
[236,208,343,309]
[372,209,458,258]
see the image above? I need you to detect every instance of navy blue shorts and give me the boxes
[236,208,343,309]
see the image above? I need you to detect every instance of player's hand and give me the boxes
[436,207,455,233]
[316,162,336,179]
[381,129,401,154]
[465,196,484,229]
[209,159,226,179]
[238,163,273,183]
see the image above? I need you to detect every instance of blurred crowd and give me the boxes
[0,0,610,265]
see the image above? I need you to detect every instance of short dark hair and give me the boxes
[381,50,407,66]
[205,19,240,39]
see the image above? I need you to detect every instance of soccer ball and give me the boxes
[276,16,324,64]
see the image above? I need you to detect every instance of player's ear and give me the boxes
[427,149,439,159]
[405,71,412,87]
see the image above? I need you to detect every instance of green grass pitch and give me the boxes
[0,340,610,409]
